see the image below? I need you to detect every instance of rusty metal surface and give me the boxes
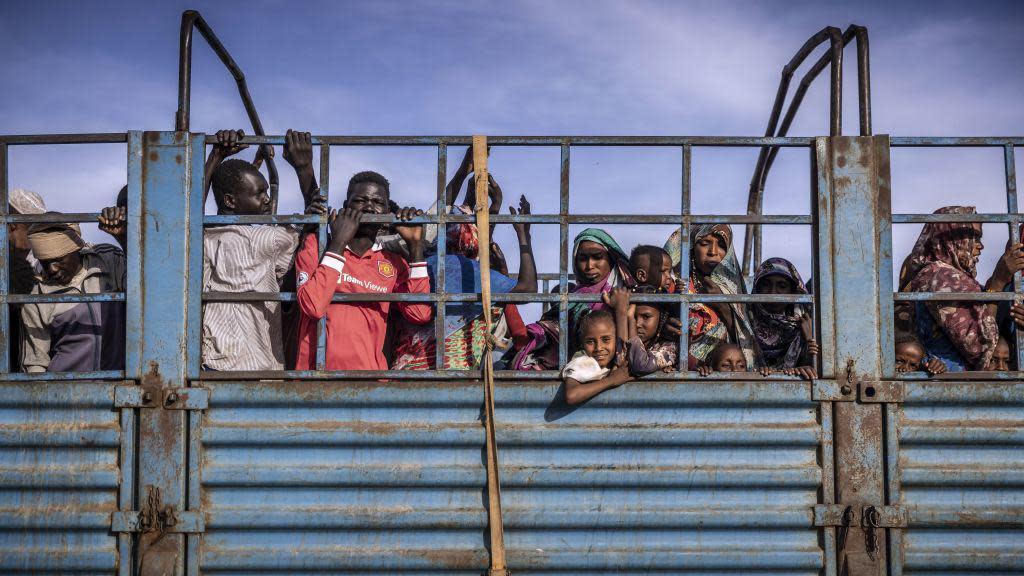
[0,382,127,573]
[823,136,891,575]
[192,379,828,574]
[891,381,1024,574]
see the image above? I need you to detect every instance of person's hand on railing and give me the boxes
[393,206,426,261]
[923,358,947,375]
[98,206,127,251]
[211,129,248,162]
[1009,303,1024,328]
[283,130,313,171]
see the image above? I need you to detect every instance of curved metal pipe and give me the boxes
[742,26,843,276]
[742,25,872,276]
[176,10,280,212]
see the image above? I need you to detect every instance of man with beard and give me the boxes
[293,170,432,370]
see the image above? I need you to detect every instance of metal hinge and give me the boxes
[814,504,907,528]
[112,487,205,533]
[115,385,209,409]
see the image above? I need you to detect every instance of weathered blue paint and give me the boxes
[0,382,130,573]
[821,135,890,572]
[192,380,829,574]
[893,381,1024,574]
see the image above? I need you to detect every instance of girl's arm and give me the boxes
[564,362,632,405]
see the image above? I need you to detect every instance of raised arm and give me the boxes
[602,287,632,344]
[445,146,475,207]
[283,129,320,207]
[508,195,537,294]
[203,129,249,205]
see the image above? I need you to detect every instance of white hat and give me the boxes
[9,188,47,215]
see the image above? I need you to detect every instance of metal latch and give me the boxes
[858,380,905,403]
[115,385,209,409]
[814,504,907,528]
[811,379,856,401]
[112,487,205,533]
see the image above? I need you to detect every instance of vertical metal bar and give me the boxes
[315,144,330,371]
[0,143,8,374]
[558,143,570,367]
[885,403,903,576]
[812,140,836,379]
[541,279,550,314]
[186,137,205,380]
[679,145,691,371]
[118,406,136,576]
[876,138,895,378]
[186,411,202,576]
[133,131,196,575]
[853,26,872,136]
[1004,145,1023,370]
[828,135,890,572]
[434,143,447,370]
[125,132,145,377]
[820,401,837,576]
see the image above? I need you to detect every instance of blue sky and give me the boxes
[2,0,1022,317]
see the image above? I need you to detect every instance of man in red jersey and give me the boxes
[294,169,432,370]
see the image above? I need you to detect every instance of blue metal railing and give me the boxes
[2,133,1022,381]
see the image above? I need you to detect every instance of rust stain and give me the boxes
[148,151,159,162]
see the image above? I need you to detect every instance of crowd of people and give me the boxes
[8,130,1024,404]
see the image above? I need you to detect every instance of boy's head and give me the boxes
[708,343,747,372]
[345,171,391,237]
[894,337,926,372]
[28,220,86,285]
[116,185,128,209]
[992,336,1012,371]
[630,245,672,291]
[578,309,617,368]
[212,159,270,215]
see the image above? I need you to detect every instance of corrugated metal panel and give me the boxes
[195,379,827,575]
[0,382,127,574]
[895,381,1024,574]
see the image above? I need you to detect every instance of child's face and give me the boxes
[575,241,612,285]
[693,235,726,275]
[581,318,617,368]
[713,348,747,372]
[992,338,1011,371]
[894,342,924,372]
[754,274,794,314]
[636,252,673,291]
[634,304,661,344]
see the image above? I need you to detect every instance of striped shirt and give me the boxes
[202,225,300,371]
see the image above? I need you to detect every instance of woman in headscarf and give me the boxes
[750,257,818,378]
[513,228,635,370]
[664,224,760,369]
[904,205,1024,371]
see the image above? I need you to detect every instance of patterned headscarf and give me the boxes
[664,224,761,368]
[751,257,809,369]
[905,205,998,370]
[903,206,983,284]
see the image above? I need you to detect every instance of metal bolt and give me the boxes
[165,392,179,406]
[840,385,852,395]
[142,391,152,404]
